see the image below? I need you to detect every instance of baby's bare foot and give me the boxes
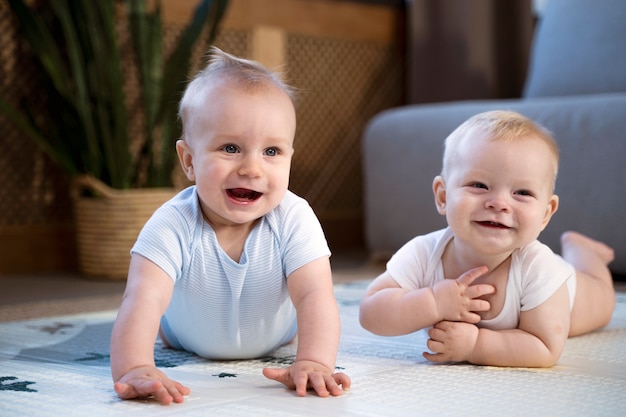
[561,231,615,264]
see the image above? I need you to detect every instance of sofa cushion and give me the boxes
[362,94,626,274]
[523,0,626,98]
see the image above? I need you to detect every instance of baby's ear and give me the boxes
[540,193,559,231]
[432,176,447,215]
[176,140,195,181]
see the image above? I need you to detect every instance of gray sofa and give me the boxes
[362,0,626,275]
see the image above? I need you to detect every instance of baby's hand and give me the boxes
[262,360,351,397]
[423,320,479,363]
[433,266,494,323]
[113,365,190,405]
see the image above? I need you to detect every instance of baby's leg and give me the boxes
[562,231,616,337]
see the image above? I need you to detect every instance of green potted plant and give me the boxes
[1,0,229,279]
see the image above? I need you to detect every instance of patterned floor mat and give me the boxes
[1,282,625,416]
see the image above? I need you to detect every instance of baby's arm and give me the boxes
[262,256,351,397]
[425,281,571,367]
[359,266,494,336]
[110,254,188,404]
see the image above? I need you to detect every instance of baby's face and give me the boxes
[180,81,296,229]
[437,131,559,256]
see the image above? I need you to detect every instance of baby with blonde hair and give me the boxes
[360,110,615,367]
[111,47,350,404]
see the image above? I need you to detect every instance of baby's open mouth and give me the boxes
[477,221,509,229]
[227,188,262,201]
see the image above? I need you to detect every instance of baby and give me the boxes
[359,110,616,367]
[110,47,350,404]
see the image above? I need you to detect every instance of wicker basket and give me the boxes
[71,176,176,280]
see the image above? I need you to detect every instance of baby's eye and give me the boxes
[222,144,239,154]
[469,182,488,189]
[264,147,278,157]
[515,189,534,197]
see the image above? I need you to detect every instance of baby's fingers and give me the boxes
[460,310,483,324]
[423,350,448,363]
[114,379,188,405]
[456,266,489,287]
[169,381,191,402]
[262,367,295,389]
[114,381,141,400]
[307,373,349,397]
[114,380,173,404]
[466,283,495,299]
[293,370,310,397]
[333,372,351,392]
[263,367,319,396]
[308,373,331,397]
[469,297,491,313]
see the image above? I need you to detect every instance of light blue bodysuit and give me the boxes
[132,187,330,359]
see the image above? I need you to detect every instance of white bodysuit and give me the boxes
[131,187,330,359]
[386,228,576,330]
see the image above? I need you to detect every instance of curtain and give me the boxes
[406,0,534,104]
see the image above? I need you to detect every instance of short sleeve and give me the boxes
[518,242,575,311]
[131,190,197,282]
[273,193,331,277]
[386,229,449,290]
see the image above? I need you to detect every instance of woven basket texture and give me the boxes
[72,176,175,280]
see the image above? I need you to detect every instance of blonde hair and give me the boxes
[442,110,559,187]
[178,47,296,138]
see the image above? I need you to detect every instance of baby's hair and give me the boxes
[441,110,560,186]
[178,46,295,137]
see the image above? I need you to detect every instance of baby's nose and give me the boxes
[238,154,263,177]
[485,195,511,211]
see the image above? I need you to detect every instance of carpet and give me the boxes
[1,281,625,417]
